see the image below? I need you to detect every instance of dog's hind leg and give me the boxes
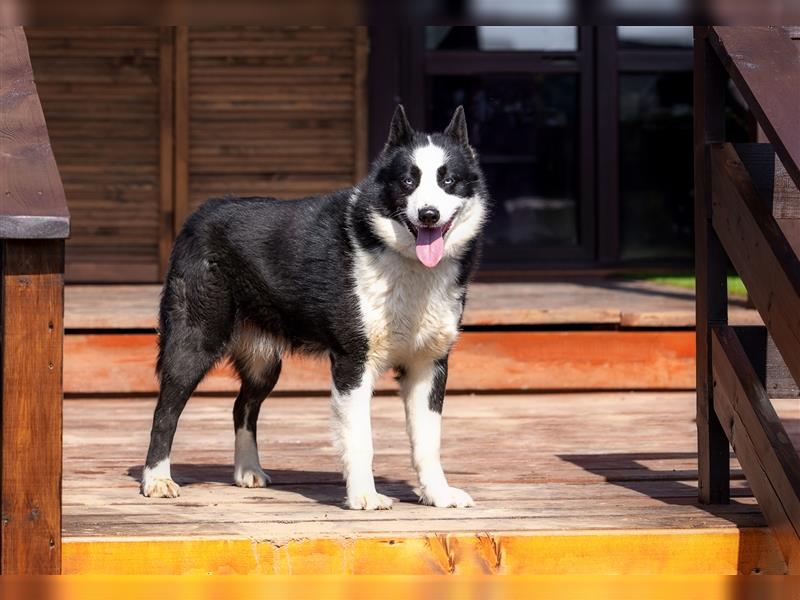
[400,356,474,508]
[232,356,282,488]
[141,335,220,498]
[142,275,231,498]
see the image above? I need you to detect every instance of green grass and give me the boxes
[626,274,748,298]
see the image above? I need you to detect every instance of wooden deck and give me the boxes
[63,392,798,575]
[62,280,758,395]
[65,279,759,329]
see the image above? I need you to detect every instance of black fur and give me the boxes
[144,105,488,478]
[428,357,449,414]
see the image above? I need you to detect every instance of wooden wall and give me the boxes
[27,28,163,282]
[27,27,368,282]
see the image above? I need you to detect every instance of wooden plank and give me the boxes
[1,239,64,574]
[173,26,189,236]
[694,28,731,504]
[709,26,800,191]
[62,330,696,395]
[62,281,761,330]
[712,326,800,572]
[710,143,800,388]
[186,28,362,210]
[158,27,175,278]
[0,28,69,239]
[61,529,785,576]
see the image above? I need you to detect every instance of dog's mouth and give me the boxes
[406,217,455,269]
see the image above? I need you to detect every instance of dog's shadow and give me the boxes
[127,464,418,508]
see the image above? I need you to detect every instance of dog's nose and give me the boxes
[418,207,440,226]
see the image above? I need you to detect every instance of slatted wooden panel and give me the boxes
[184,27,368,217]
[26,28,163,282]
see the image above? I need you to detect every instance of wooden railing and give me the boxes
[695,26,800,573]
[0,27,68,574]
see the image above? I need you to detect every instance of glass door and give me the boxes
[421,26,595,269]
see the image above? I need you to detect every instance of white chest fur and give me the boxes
[352,248,463,371]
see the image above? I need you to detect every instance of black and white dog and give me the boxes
[141,105,488,509]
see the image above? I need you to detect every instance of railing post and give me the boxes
[693,27,730,504]
[0,239,64,574]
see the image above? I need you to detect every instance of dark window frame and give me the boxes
[368,26,695,275]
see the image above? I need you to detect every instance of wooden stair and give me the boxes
[63,280,759,396]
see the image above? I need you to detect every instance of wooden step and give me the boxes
[62,529,784,575]
[63,330,696,394]
[62,280,760,394]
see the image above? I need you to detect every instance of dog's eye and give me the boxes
[402,176,414,187]
[443,176,455,186]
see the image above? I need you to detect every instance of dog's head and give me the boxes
[361,105,488,268]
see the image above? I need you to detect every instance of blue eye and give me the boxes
[443,176,455,186]
[403,177,414,187]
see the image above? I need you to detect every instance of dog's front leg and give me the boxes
[401,357,474,508]
[330,355,392,510]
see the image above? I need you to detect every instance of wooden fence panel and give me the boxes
[184,27,368,218]
[26,27,163,282]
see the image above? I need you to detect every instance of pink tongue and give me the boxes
[415,226,445,268]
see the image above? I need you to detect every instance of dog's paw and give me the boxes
[141,477,180,498]
[234,466,271,488]
[419,485,474,508]
[345,491,393,510]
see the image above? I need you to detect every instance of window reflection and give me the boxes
[429,74,579,251]
[619,73,694,260]
[617,26,693,48]
[426,26,578,52]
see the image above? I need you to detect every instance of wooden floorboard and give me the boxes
[63,392,800,541]
[64,279,761,330]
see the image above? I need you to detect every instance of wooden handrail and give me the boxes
[697,25,800,573]
[0,26,68,574]
[0,27,69,240]
[709,26,800,192]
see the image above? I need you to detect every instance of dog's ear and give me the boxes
[444,105,469,146]
[386,104,414,148]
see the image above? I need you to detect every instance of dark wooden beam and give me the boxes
[709,26,800,192]
[1,239,64,574]
[710,143,800,389]
[172,26,189,237]
[158,27,175,279]
[693,27,730,504]
[712,326,800,572]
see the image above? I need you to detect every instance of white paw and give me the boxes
[234,466,271,488]
[346,491,393,510]
[420,485,474,508]
[141,477,180,498]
